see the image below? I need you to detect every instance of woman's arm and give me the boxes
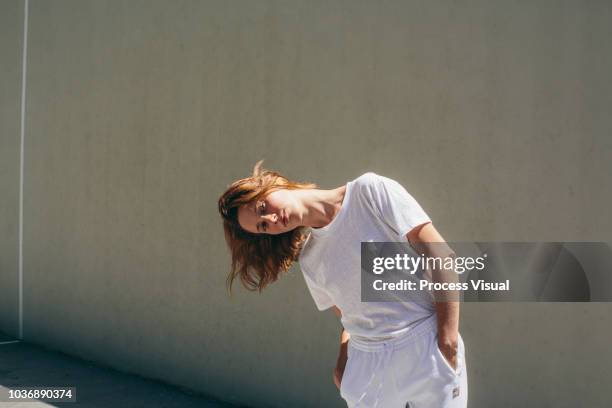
[332,306,350,390]
[407,222,460,370]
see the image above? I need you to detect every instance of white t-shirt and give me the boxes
[298,172,435,339]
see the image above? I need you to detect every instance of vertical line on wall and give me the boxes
[18,0,29,340]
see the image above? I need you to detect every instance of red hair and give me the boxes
[218,160,316,293]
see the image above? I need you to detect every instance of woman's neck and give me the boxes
[295,185,347,229]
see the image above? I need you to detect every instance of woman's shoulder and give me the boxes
[354,172,406,191]
[347,173,390,215]
[351,172,408,210]
[353,171,383,186]
[351,172,389,195]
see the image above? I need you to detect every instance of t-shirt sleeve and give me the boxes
[367,173,432,241]
[300,264,335,311]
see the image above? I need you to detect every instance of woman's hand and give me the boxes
[333,356,346,390]
[438,335,459,370]
[332,306,350,390]
[333,328,350,389]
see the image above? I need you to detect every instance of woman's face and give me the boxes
[237,189,298,235]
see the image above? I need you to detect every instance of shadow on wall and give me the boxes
[467,242,612,301]
[0,335,245,407]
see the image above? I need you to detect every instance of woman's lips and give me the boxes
[283,212,288,227]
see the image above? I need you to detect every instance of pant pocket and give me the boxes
[432,332,463,377]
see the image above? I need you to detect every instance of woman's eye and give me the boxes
[259,201,266,214]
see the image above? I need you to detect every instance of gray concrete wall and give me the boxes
[1,0,611,407]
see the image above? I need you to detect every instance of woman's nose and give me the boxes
[262,213,278,223]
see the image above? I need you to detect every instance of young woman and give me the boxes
[218,161,468,408]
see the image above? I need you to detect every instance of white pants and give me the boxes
[340,315,468,408]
